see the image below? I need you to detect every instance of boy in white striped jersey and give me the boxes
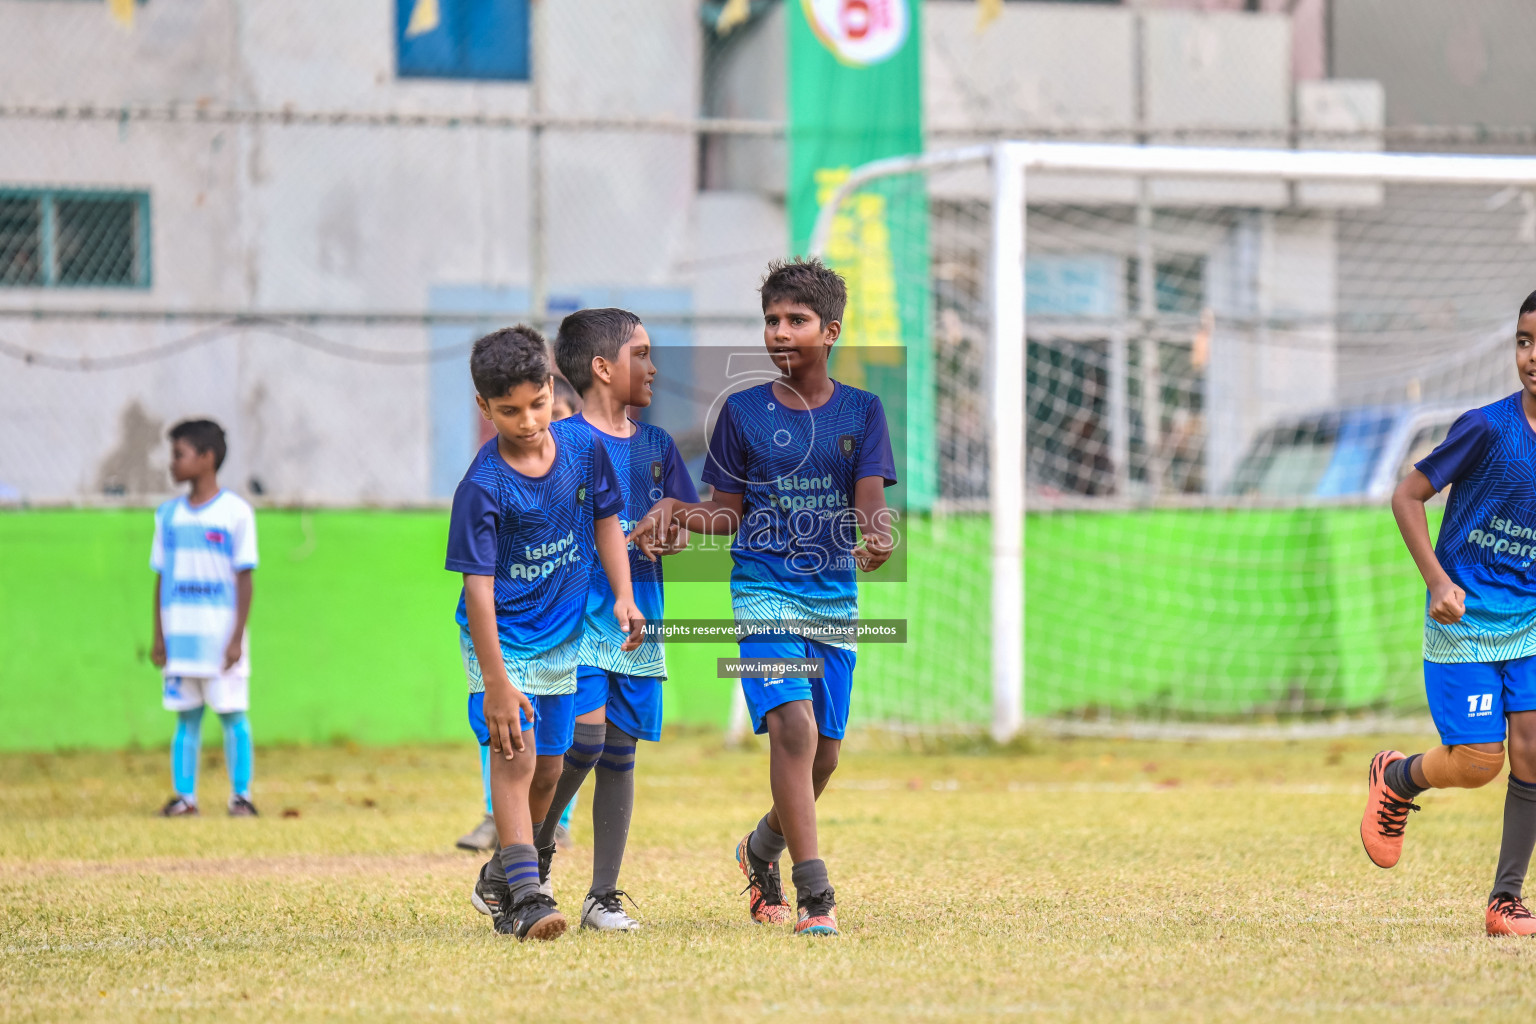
[150,419,259,817]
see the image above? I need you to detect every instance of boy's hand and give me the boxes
[628,498,677,561]
[484,678,535,759]
[654,521,688,556]
[1428,580,1467,624]
[223,635,243,671]
[614,598,646,652]
[853,532,893,573]
[150,633,166,669]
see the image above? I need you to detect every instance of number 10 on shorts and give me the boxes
[1468,693,1495,715]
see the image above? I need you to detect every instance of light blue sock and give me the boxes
[172,708,203,799]
[479,743,493,815]
[218,711,253,798]
[560,790,576,829]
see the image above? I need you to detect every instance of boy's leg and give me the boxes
[166,704,204,815]
[1489,657,1536,935]
[525,692,578,894]
[1363,659,1506,869]
[779,642,851,935]
[534,669,609,851]
[488,728,566,940]
[217,712,255,814]
[208,672,255,816]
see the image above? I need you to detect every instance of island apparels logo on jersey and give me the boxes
[838,434,856,460]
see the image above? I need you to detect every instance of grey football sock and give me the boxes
[748,814,787,864]
[790,858,831,905]
[1385,753,1427,798]
[498,842,542,905]
[590,723,637,894]
[534,721,605,850]
[1492,775,1536,901]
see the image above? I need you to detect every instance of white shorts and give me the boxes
[162,671,250,714]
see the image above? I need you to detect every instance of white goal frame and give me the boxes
[809,141,1536,741]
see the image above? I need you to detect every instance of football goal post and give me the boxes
[810,141,1536,740]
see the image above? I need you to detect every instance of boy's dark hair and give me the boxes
[551,375,581,414]
[168,419,227,469]
[1520,289,1536,320]
[554,307,643,396]
[759,257,847,328]
[470,325,551,400]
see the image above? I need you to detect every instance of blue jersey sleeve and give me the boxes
[445,477,499,575]
[662,438,700,503]
[702,400,746,494]
[592,441,624,520]
[858,396,899,487]
[1416,409,1493,492]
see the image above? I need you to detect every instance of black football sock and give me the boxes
[534,721,605,850]
[590,724,636,894]
[790,858,831,905]
[498,842,542,905]
[1492,774,1536,902]
[1385,753,1427,798]
[748,814,787,865]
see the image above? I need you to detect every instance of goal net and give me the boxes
[811,141,1536,739]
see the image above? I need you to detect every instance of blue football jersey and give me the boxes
[572,414,698,677]
[445,418,623,685]
[1417,392,1536,662]
[701,379,897,650]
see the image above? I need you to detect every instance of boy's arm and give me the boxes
[1392,469,1464,624]
[595,514,645,651]
[223,569,253,670]
[851,476,895,573]
[629,491,743,559]
[151,575,166,668]
[464,573,535,757]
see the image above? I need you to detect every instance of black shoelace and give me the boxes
[591,889,638,914]
[799,887,837,918]
[741,861,787,910]
[1491,895,1534,920]
[1374,792,1421,838]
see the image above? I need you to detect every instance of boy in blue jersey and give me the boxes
[457,376,582,855]
[446,325,644,941]
[631,258,897,936]
[1362,289,1536,937]
[538,307,699,931]
[151,419,258,818]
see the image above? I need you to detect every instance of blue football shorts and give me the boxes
[1424,654,1536,745]
[737,632,856,740]
[575,666,664,742]
[468,691,576,756]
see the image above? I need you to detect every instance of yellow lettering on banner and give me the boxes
[405,0,441,39]
[813,167,904,386]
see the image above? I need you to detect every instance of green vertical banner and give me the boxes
[788,0,934,510]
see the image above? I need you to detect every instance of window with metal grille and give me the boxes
[0,189,150,288]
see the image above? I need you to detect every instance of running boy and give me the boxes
[539,307,699,931]
[1361,289,1536,936]
[457,374,583,854]
[150,419,258,818]
[630,258,897,936]
[446,325,643,941]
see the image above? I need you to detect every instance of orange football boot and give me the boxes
[1487,895,1536,936]
[736,834,792,925]
[1361,750,1420,868]
[794,889,839,936]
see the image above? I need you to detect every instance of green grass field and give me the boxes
[7,730,1536,1021]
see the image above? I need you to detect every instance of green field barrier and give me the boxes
[0,507,1430,751]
